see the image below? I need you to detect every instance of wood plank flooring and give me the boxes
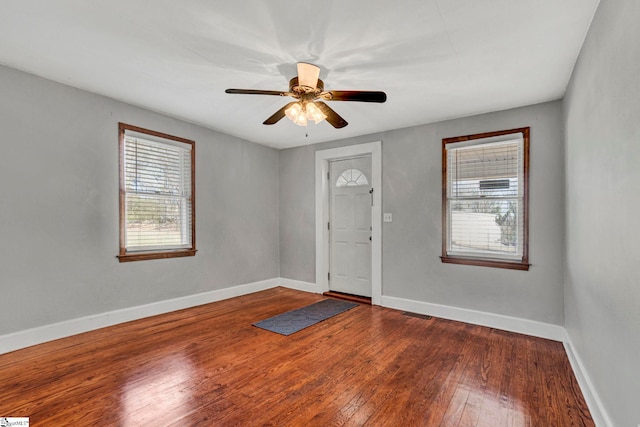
[0,287,594,426]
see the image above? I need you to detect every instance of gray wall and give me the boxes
[280,101,565,324]
[0,65,280,335]
[563,0,640,424]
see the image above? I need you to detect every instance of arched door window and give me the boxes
[336,168,369,187]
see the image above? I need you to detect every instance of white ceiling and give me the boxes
[0,0,599,149]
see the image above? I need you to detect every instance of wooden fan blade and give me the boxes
[315,101,348,129]
[263,102,297,125]
[322,90,387,103]
[297,63,320,89]
[226,89,286,96]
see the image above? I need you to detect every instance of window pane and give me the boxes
[448,199,519,256]
[336,168,369,187]
[125,194,191,250]
[124,143,184,195]
[449,143,519,180]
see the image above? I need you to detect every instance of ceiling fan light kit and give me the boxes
[285,100,327,126]
[225,62,386,129]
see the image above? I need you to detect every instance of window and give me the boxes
[441,127,529,270]
[336,168,369,187]
[118,123,196,262]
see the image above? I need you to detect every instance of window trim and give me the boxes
[441,127,530,271]
[118,123,196,262]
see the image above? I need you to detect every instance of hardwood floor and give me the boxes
[0,287,593,426]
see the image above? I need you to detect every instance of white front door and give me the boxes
[329,156,372,297]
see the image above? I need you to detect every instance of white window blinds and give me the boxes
[123,132,193,252]
[445,136,524,261]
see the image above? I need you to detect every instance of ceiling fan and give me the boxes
[225,63,386,129]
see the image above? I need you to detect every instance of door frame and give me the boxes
[315,141,382,305]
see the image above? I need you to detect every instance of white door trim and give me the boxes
[315,141,382,305]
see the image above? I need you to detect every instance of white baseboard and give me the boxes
[380,295,566,341]
[0,278,281,355]
[279,278,320,294]
[563,333,613,427]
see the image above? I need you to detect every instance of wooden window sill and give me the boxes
[118,249,197,262]
[440,255,530,271]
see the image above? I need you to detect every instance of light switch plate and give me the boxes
[383,213,392,222]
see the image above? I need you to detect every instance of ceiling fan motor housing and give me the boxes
[289,77,324,96]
